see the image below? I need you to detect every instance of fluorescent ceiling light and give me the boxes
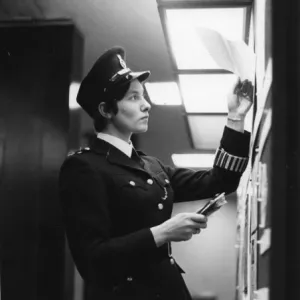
[166,8,245,69]
[69,82,81,110]
[179,74,238,113]
[172,153,215,168]
[145,82,181,105]
[187,115,227,150]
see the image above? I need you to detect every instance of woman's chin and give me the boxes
[133,125,148,133]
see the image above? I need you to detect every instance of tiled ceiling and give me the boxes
[0,0,253,165]
[0,0,174,82]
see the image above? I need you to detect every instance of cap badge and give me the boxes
[117,54,127,69]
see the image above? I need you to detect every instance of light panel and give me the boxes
[69,82,81,110]
[166,8,245,69]
[145,82,182,105]
[188,115,227,150]
[179,74,238,113]
[172,153,215,168]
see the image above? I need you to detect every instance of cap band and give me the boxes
[110,67,131,82]
[103,68,132,94]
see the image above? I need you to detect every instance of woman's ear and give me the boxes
[98,102,112,119]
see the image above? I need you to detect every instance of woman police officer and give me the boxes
[59,46,252,300]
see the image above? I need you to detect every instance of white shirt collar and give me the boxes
[97,132,133,157]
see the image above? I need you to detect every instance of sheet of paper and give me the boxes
[195,27,256,82]
[258,228,271,255]
[254,287,269,300]
[259,163,268,229]
[250,58,272,152]
[254,0,267,93]
[250,233,258,298]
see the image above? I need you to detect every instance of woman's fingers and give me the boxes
[190,221,207,229]
[189,214,208,229]
[190,213,207,223]
[193,228,201,234]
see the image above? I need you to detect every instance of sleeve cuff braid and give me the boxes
[214,147,249,173]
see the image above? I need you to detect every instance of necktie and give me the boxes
[131,148,144,168]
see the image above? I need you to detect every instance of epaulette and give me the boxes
[67,147,91,157]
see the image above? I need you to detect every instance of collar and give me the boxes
[89,136,148,174]
[97,132,133,157]
[88,136,162,180]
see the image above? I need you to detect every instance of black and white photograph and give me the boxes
[0,1,298,300]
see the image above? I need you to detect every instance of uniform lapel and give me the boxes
[107,146,146,172]
[90,136,147,173]
[90,137,167,191]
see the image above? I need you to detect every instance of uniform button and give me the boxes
[158,203,164,210]
[127,276,133,282]
[165,179,170,184]
[129,181,135,186]
[147,179,153,185]
[170,258,175,265]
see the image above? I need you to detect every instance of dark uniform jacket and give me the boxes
[59,126,250,300]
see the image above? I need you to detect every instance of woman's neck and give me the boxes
[101,127,132,144]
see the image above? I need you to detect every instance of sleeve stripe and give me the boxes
[213,148,249,173]
[242,159,248,171]
[220,151,226,167]
[225,156,230,169]
[234,157,242,172]
[228,156,235,170]
[215,148,222,165]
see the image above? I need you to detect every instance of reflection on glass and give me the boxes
[145,82,182,105]
[166,8,245,69]
[179,74,238,113]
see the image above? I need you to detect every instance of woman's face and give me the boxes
[111,79,151,136]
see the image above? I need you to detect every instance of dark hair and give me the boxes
[93,82,131,132]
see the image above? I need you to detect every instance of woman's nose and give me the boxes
[141,97,151,112]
